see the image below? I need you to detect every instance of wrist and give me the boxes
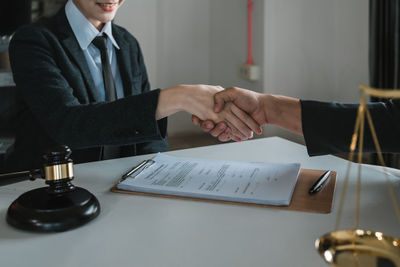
[261,94,275,124]
[175,85,194,113]
[156,85,186,120]
[173,84,217,120]
[263,94,302,134]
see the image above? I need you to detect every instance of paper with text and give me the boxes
[117,153,301,206]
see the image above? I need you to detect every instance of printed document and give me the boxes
[117,153,301,206]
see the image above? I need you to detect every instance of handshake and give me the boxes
[157,84,302,142]
[191,86,267,142]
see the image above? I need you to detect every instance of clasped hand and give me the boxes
[190,86,302,141]
[183,85,265,142]
[157,84,268,141]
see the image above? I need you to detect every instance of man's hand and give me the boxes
[191,99,258,142]
[159,84,260,141]
[192,87,267,141]
[192,116,233,142]
[214,87,268,127]
[192,86,303,141]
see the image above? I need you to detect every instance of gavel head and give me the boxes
[43,145,72,164]
[42,145,75,193]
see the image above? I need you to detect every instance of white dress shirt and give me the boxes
[65,0,124,101]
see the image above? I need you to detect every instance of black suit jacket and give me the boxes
[301,99,400,156]
[6,9,168,172]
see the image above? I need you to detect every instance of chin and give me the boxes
[98,13,116,23]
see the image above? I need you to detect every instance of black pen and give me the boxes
[308,170,331,195]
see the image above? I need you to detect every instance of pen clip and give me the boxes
[119,159,155,183]
[308,170,331,195]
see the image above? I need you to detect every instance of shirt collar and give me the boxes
[65,0,120,50]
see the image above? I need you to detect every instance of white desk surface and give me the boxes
[0,137,399,267]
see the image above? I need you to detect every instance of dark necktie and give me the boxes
[92,35,117,101]
[92,35,120,160]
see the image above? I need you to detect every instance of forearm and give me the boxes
[49,91,166,148]
[156,86,186,120]
[156,84,221,122]
[263,94,303,135]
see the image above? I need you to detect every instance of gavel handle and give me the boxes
[0,169,43,186]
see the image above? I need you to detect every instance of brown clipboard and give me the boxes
[111,167,336,214]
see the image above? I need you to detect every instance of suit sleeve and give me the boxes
[301,99,400,156]
[132,36,169,153]
[9,26,167,150]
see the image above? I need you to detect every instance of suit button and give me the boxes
[134,130,140,135]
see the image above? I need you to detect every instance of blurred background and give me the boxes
[0,0,375,159]
[116,0,368,147]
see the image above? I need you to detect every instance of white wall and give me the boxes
[116,0,159,86]
[209,0,264,94]
[262,0,369,142]
[264,0,369,101]
[116,0,369,142]
[154,0,211,136]
[116,0,211,136]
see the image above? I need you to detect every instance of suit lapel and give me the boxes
[113,26,133,96]
[56,9,102,102]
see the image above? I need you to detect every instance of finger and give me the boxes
[218,133,231,142]
[230,104,262,135]
[222,127,244,142]
[224,127,231,135]
[209,122,228,137]
[230,134,243,142]
[192,115,201,125]
[224,111,253,139]
[214,89,237,113]
[200,120,215,133]
[224,120,248,141]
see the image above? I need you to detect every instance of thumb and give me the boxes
[214,89,236,113]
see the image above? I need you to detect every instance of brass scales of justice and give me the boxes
[315,84,400,267]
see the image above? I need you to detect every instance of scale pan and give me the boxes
[315,230,400,267]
